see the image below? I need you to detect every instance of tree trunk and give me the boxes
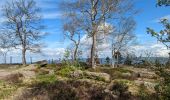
[73,44,78,62]
[111,49,115,68]
[117,54,119,67]
[22,47,26,65]
[91,33,97,68]
[3,53,7,64]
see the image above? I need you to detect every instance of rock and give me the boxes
[34,60,48,67]
[122,73,131,79]
[84,71,111,82]
[70,70,111,82]
[139,72,157,79]
[70,70,84,79]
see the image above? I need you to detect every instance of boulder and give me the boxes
[84,71,111,82]
[70,70,111,82]
[121,72,132,79]
[34,60,48,67]
[70,70,84,79]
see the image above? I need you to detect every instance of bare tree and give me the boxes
[63,14,83,62]
[61,0,137,68]
[0,32,12,64]
[111,18,136,67]
[2,0,45,65]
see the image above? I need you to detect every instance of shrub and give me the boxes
[155,59,162,68]
[155,68,170,100]
[109,81,131,99]
[124,55,132,65]
[138,84,150,100]
[56,66,77,77]
[47,64,56,68]
[35,74,57,84]
[37,69,49,75]
[110,81,128,94]
[74,61,89,69]
[105,56,111,65]
[4,73,23,84]
[166,60,170,68]
[0,80,18,99]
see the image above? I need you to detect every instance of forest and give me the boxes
[0,0,170,100]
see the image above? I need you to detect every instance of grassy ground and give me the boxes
[0,64,160,100]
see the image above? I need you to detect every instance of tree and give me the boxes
[2,0,45,65]
[63,14,83,62]
[61,0,137,68]
[0,33,12,64]
[124,54,132,65]
[157,0,170,6]
[105,56,110,65]
[111,18,136,67]
[147,19,170,60]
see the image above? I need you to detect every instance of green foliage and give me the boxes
[35,74,57,84]
[165,60,170,67]
[47,64,56,68]
[56,66,77,77]
[157,0,170,6]
[124,55,132,65]
[105,56,111,65]
[147,19,170,49]
[138,84,150,100]
[0,80,18,99]
[88,67,133,80]
[110,81,130,98]
[155,68,170,100]
[155,59,162,68]
[37,69,49,75]
[64,49,70,59]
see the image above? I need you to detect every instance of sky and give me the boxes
[0,0,169,63]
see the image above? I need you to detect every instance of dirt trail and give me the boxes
[0,65,36,80]
[0,69,14,80]
[0,65,37,100]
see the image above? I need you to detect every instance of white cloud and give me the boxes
[130,43,169,57]
[80,34,169,58]
[153,15,170,23]
[42,12,62,20]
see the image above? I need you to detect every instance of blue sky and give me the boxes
[0,0,170,63]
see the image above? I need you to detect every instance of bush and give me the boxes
[56,66,77,77]
[109,81,131,99]
[166,60,170,68]
[47,64,56,68]
[155,68,170,100]
[37,69,49,75]
[75,61,89,69]
[0,80,18,99]
[138,84,150,100]
[4,73,23,84]
[35,74,57,84]
[110,81,128,94]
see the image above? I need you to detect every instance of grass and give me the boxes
[0,80,18,99]
[34,74,57,84]
[56,66,77,77]
[88,67,133,80]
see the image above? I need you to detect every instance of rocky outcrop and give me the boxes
[70,70,111,82]
[34,60,48,67]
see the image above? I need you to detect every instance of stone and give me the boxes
[34,60,48,67]
[84,71,111,82]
